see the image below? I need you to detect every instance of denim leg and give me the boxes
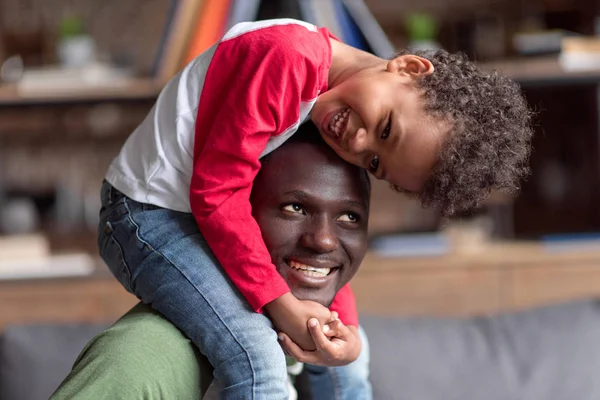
[301,325,372,400]
[97,182,288,399]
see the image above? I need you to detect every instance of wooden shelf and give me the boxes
[353,241,600,317]
[478,56,600,86]
[3,241,600,330]
[0,262,137,331]
[0,78,162,105]
[1,58,595,105]
[359,241,600,272]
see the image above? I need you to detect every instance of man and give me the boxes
[52,123,372,399]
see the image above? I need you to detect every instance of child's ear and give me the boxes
[387,55,434,77]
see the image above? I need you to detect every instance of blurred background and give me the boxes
[2,0,600,398]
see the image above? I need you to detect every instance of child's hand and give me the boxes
[264,292,335,351]
[277,316,362,367]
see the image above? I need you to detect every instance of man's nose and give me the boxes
[301,218,339,253]
[348,127,369,154]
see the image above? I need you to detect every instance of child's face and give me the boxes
[311,55,451,193]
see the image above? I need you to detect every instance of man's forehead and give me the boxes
[258,140,369,202]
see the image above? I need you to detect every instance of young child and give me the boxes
[99,18,533,399]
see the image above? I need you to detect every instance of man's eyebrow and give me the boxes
[283,190,367,209]
[283,190,311,199]
[340,199,368,209]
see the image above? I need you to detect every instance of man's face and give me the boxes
[251,130,370,307]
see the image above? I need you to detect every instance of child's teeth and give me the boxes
[329,108,349,133]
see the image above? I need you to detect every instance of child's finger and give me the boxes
[308,318,333,350]
[330,311,339,321]
[323,319,344,337]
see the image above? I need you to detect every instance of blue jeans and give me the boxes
[98,181,371,399]
[302,326,372,400]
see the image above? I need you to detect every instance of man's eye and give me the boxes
[337,213,359,223]
[282,204,305,214]
[369,156,379,172]
[381,121,391,139]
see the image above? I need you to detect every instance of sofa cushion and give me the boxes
[361,299,600,400]
[0,323,107,400]
[3,299,600,400]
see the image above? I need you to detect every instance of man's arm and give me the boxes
[51,304,207,400]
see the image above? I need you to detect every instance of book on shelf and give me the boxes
[559,36,600,72]
[15,64,133,97]
[0,234,50,262]
[259,0,302,20]
[151,0,395,82]
[542,232,600,253]
[154,0,206,83]
[341,0,395,58]
[369,232,451,258]
[0,234,95,280]
[225,0,261,31]
[310,0,343,39]
[333,0,369,52]
[150,0,180,78]
[0,252,95,280]
[181,0,232,67]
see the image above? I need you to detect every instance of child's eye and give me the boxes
[337,212,359,223]
[369,156,379,173]
[282,203,305,214]
[381,120,391,139]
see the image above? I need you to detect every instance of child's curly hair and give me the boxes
[398,49,534,216]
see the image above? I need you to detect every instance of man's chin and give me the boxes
[290,288,335,309]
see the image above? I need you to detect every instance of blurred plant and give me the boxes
[404,12,440,51]
[404,12,438,42]
[56,14,95,67]
[58,15,87,39]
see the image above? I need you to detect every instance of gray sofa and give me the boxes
[2,299,600,400]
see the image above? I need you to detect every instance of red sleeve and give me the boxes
[329,284,359,326]
[190,23,332,312]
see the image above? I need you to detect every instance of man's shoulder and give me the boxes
[51,303,205,400]
[96,303,199,363]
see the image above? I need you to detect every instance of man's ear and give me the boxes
[387,55,434,77]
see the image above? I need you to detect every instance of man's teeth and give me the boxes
[329,108,350,134]
[289,260,331,277]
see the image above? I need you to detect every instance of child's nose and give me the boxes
[348,127,369,154]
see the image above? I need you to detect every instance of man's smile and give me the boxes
[283,258,341,287]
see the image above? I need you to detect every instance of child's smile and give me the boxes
[324,107,351,142]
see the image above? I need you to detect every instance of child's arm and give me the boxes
[270,284,360,354]
[277,314,362,367]
[329,283,359,327]
[189,22,335,343]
